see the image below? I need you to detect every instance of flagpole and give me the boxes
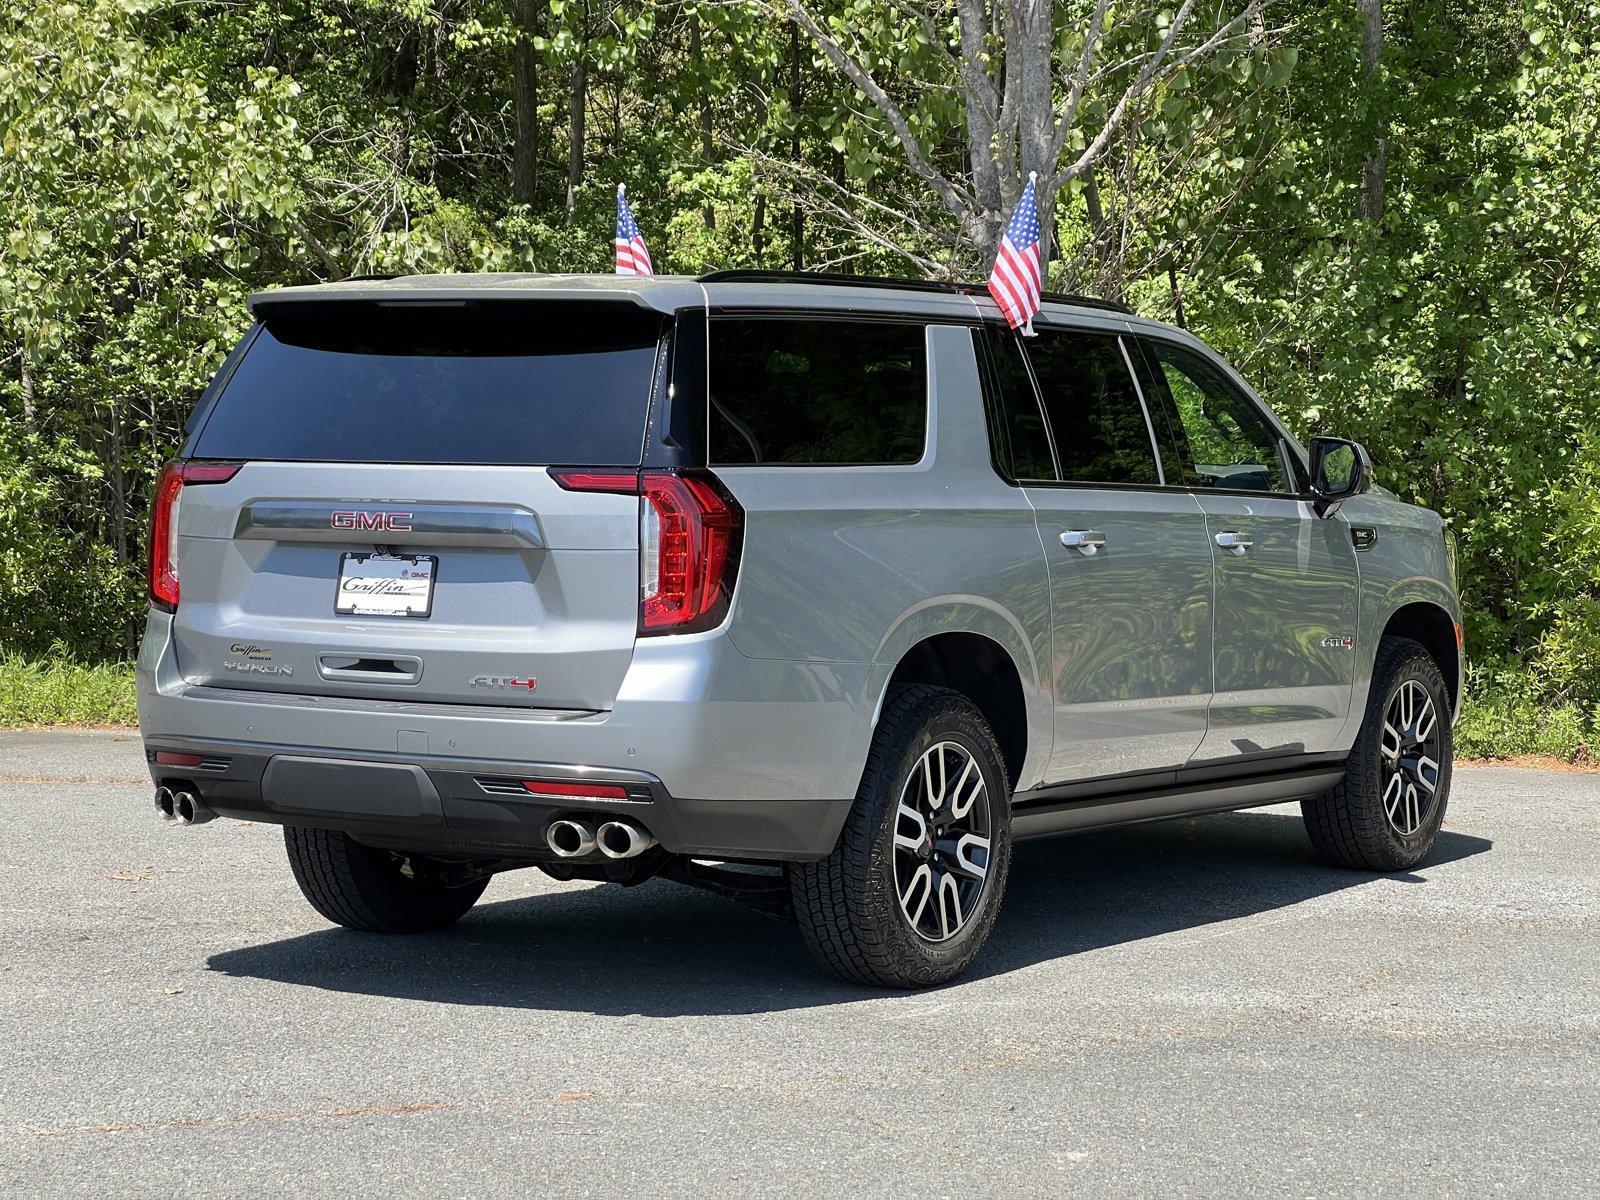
[1021,172,1037,337]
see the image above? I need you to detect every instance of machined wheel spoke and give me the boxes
[894,801,927,852]
[948,756,982,820]
[1381,721,1403,759]
[900,863,933,929]
[951,833,990,881]
[1412,755,1440,794]
[936,871,963,939]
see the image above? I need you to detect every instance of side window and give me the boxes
[707,318,927,465]
[1139,340,1289,493]
[1025,329,1159,486]
[979,326,1055,480]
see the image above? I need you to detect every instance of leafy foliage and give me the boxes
[1,0,1597,742]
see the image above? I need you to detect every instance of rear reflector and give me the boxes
[154,751,206,768]
[147,460,243,611]
[520,780,630,800]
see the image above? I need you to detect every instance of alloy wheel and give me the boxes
[1380,679,1442,836]
[892,741,993,942]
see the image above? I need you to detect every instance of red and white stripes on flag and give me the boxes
[615,184,653,276]
[987,172,1042,335]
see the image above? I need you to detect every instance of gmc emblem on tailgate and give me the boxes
[331,510,414,532]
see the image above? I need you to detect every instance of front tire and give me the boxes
[790,685,1013,988]
[284,826,489,933]
[1303,636,1453,871]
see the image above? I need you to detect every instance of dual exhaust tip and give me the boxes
[154,786,214,826]
[546,817,657,860]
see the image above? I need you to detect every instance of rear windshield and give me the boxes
[193,303,664,465]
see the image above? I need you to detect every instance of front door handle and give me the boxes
[1214,530,1253,555]
[1060,529,1107,556]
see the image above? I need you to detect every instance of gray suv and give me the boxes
[137,270,1462,987]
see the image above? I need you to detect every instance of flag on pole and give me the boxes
[987,172,1042,335]
[615,184,653,277]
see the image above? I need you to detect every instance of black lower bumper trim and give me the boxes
[143,737,851,862]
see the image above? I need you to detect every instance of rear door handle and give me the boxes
[1214,530,1253,555]
[1059,529,1107,556]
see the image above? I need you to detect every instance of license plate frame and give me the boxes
[334,552,437,619]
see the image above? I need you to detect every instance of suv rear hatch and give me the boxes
[164,297,668,711]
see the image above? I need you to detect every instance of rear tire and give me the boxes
[790,685,1012,988]
[1302,636,1453,871]
[284,826,489,933]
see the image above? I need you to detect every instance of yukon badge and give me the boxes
[470,674,538,691]
[224,644,293,676]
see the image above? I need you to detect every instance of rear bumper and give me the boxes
[136,610,873,861]
[141,736,851,861]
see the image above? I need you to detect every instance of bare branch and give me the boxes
[1050,0,1265,190]
[776,0,974,221]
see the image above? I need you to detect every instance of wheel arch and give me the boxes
[867,601,1050,791]
[1380,601,1462,713]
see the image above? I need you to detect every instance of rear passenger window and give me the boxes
[980,327,1055,480]
[708,318,927,465]
[1025,331,1159,486]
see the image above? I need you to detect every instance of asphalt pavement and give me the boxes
[1,729,1596,1197]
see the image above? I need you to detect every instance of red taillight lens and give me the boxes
[545,466,743,635]
[640,471,741,634]
[147,460,242,612]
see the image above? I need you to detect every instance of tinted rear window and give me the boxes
[708,318,927,465]
[193,303,663,465]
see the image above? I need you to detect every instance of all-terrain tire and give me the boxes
[284,826,489,933]
[1302,636,1453,871]
[790,684,1013,988]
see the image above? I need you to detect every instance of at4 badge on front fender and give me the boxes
[469,674,538,691]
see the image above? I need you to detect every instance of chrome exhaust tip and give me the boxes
[596,820,658,860]
[172,791,215,826]
[154,787,176,822]
[546,818,597,858]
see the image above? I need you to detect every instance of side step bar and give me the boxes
[1011,760,1346,841]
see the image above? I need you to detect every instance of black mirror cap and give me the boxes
[1309,436,1372,518]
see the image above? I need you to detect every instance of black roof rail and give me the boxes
[338,272,403,282]
[695,268,1133,315]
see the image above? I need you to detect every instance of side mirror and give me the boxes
[1308,436,1371,518]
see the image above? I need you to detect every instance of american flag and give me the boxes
[987,172,1042,335]
[615,184,653,277]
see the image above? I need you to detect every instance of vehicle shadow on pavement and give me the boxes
[206,812,1491,1016]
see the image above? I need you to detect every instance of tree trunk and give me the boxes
[753,193,767,258]
[564,4,590,227]
[789,23,804,269]
[511,0,540,206]
[106,403,128,566]
[18,349,35,430]
[691,12,716,229]
[1357,0,1386,221]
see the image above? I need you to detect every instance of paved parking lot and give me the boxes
[2,729,1597,1196]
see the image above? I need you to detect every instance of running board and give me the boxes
[1010,760,1346,841]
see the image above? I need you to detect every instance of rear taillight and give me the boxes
[147,460,242,612]
[549,467,743,635]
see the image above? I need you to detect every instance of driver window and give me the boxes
[1140,340,1289,493]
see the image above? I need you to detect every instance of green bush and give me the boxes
[1453,661,1598,764]
[0,655,138,727]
